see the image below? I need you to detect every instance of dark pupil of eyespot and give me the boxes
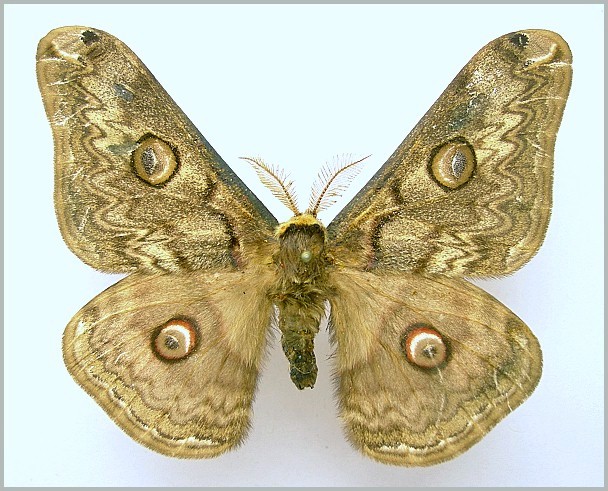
[164,335,179,350]
[142,148,158,175]
[422,345,437,358]
[451,152,466,178]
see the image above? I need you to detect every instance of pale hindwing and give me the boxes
[63,268,274,457]
[36,26,277,274]
[329,269,542,466]
[327,30,572,276]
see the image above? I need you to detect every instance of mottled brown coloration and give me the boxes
[36,27,277,274]
[329,270,542,465]
[62,270,274,457]
[38,26,571,465]
[328,30,571,276]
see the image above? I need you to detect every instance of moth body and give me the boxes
[271,214,331,389]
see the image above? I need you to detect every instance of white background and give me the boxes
[4,4,603,487]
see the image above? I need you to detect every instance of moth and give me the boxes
[37,26,571,466]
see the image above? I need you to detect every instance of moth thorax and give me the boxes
[276,215,327,271]
[401,324,448,369]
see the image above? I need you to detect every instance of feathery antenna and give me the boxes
[240,157,301,215]
[307,155,369,216]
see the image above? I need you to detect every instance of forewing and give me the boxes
[37,26,277,273]
[328,30,571,276]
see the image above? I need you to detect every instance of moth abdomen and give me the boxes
[278,303,321,389]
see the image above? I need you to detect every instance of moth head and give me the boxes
[275,213,325,237]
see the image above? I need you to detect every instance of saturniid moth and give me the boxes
[37,26,571,465]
